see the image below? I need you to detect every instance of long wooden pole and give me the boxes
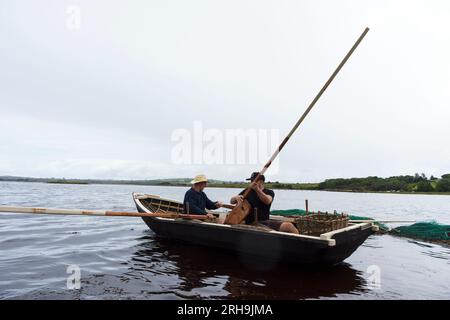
[0,205,211,220]
[243,27,370,198]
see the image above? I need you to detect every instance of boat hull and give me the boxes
[133,194,375,266]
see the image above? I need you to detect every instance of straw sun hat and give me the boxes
[190,174,208,185]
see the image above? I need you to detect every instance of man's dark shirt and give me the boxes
[239,188,275,224]
[183,188,218,214]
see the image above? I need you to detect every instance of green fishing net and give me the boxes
[391,221,450,241]
[271,209,308,216]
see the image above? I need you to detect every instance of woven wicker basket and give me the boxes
[292,212,349,236]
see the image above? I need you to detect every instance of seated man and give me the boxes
[230,172,299,234]
[183,174,223,219]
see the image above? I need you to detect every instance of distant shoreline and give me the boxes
[47,180,89,185]
[312,189,450,196]
[1,175,449,195]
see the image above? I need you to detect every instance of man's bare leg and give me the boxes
[279,222,299,234]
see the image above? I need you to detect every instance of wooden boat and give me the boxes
[133,193,378,266]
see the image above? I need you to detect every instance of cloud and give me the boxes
[1,0,450,182]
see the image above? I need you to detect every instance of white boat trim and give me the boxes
[320,222,376,240]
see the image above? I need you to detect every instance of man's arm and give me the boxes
[205,195,223,210]
[252,185,273,205]
[205,196,218,210]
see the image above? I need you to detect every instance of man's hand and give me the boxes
[216,201,224,208]
[251,182,262,192]
[206,213,215,219]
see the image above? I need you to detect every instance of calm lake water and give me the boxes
[0,181,449,299]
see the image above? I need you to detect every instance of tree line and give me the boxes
[318,173,450,193]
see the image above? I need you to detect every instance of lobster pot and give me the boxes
[293,213,349,236]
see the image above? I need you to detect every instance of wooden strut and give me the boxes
[0,205,211,220]
[225,27,370,225]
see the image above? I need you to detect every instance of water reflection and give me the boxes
[129,231,369,299]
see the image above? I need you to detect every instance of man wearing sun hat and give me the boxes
[183,174,223,218]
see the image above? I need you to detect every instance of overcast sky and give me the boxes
[0,0,449,182]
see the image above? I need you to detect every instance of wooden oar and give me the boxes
[0,205,211,220]
[224,27,370,225]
